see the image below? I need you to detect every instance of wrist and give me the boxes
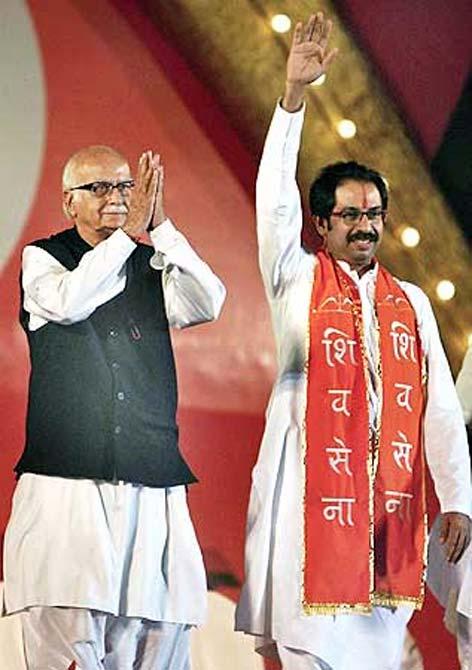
[282,82,305,112]
[121,225,140,244]
[151,210,167,229]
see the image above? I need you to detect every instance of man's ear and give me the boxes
[312,215,327,237]
[62,191,75,220]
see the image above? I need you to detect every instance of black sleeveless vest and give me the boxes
[16,227,196,487]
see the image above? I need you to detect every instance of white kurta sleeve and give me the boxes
[456,344,472,425]
[23,228,136,329]
[417,291,472,515]
[149,219,226,329]
[256,102,309,298]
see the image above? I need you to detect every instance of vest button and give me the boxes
[114,425,122,435]
[109,329,118,338]
[111,361,120,371]
[117,391,125,401]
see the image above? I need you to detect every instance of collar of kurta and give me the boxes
[302,250,427,615]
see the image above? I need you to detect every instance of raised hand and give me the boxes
[122,151,159,241]
[150,155,166,229]
[283,11,338,112]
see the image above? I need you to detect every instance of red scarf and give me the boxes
[303,251,426,614]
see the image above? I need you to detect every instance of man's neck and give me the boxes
[75,225,109,248]
[333,255,377,278]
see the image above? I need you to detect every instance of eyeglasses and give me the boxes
[67,180,135,198]
[330,207,386,225]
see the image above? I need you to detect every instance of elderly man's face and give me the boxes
[64,150,132,246]
[317,179,385,272]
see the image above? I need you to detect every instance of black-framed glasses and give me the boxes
[67,180,135,198]
[330,207,386,225]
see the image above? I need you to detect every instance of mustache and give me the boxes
[101,207,128,214]
[347,229,379,243]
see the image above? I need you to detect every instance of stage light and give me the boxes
[271,14,291,33]
[337,119,357,139]
[436,280,456,301]
[400,227,421,248]
[311,74,327,87]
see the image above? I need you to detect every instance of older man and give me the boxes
[235,11,471,670]
[2,146,225,669]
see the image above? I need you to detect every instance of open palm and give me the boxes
[287,12,337,85]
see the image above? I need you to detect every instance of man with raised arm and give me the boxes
[236,11,471,670]
[2,147,225,669]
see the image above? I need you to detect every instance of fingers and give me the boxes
[149,162,159,197]
[292,22,303,46]
[311,12,324,43]
[440,513,472,564]
[439,514,449,544]
[446,525,466,563]
[322,47,339,70]
[136,151,159,192]
[304,14,317,42]
[157,164,164,195]
[319,19,333,51]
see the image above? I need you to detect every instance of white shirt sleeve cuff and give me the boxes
[148,219,183,270]
[110,227,138,252]
[149,219,180,251]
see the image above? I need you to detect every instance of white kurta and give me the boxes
[235,103,471,668]
[3,219,226,626]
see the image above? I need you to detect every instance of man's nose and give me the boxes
[355,212,372,230]
[107,185,126,203]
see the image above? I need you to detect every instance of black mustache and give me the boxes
[347,230,379,243]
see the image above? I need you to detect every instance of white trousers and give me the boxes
[275,605,410,670]
[21,607,191,670]
[277,645,331,670]
[456,612,472,670]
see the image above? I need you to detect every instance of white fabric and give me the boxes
[190,591,263,670]
[400,630,424,670]
[426,345,472,668]
[4,475,206,624]
[428,514,472,619]
[3,220,225,627]
[456,344,472,425]
[21,606,190,670]
[427,513,472,669]
[235,102,471,662]
[277,644,330,670]
[23,218,226,331]
[0,585,26,670]
[278,630,426,670]
[275,605,410,670]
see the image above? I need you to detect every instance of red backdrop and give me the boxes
[1,2,469,667]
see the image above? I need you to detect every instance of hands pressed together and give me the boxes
[122,151,166,242]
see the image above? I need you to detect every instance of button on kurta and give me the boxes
[117,392,125,401]
[114,425,122,435]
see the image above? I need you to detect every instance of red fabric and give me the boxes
[304,252,426,611]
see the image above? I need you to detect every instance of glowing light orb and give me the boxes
[337,119,357,139]
[400,227,421,248]
[271,14,291,33]
[436,280,456,301]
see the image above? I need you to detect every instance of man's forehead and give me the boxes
[72,159,131,182]
[63,146,131,187]
[335,179,382,206]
